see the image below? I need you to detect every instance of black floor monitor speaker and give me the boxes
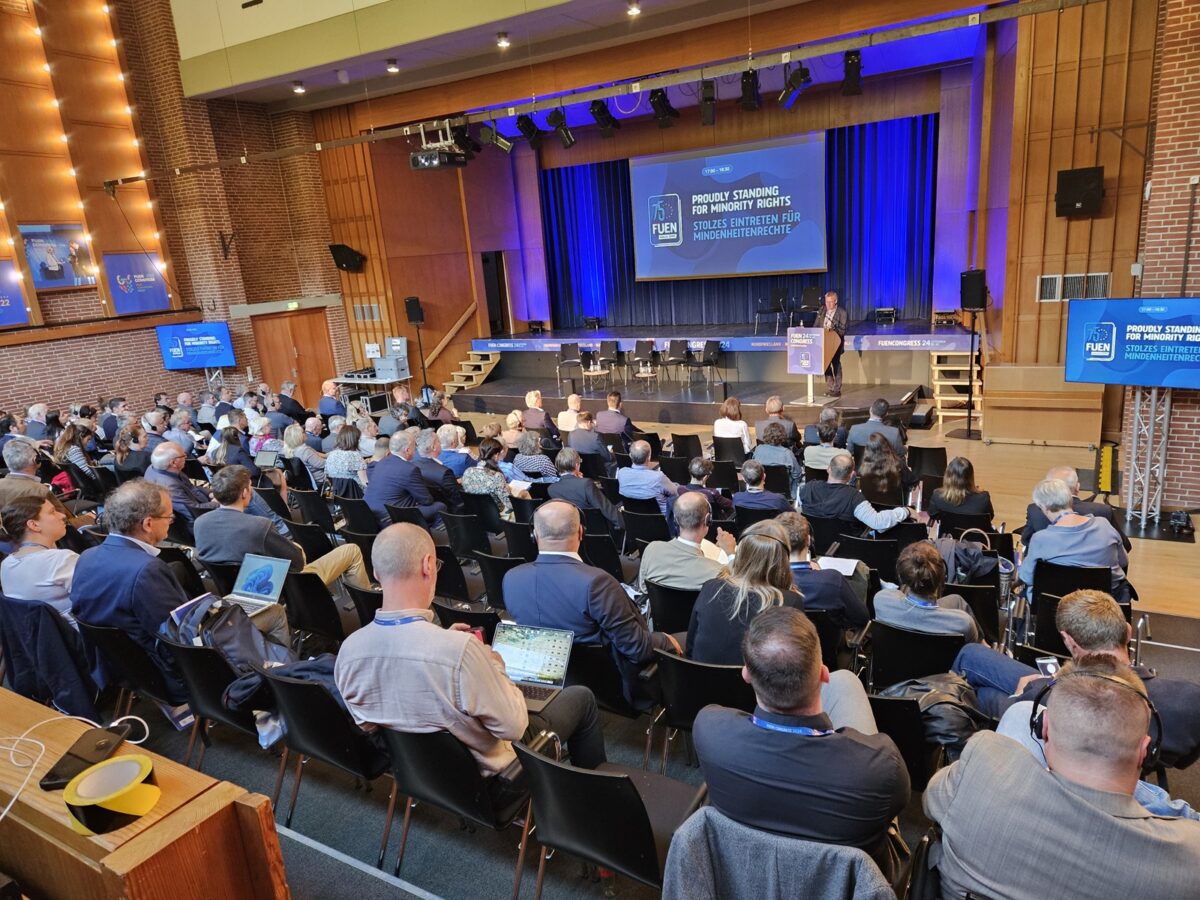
[960,270,987,311]
[329,243,366,272]
[404,296,425,326]
[1055,166,1104,217]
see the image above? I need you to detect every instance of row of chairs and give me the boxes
[557,340,722,386]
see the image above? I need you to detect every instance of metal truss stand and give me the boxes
[205,368,225,393]
[1124,386,1172,528]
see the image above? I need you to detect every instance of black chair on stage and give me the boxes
[557,342,583,383]
[670,433,703,460]
[644,582,700,635]
[631,340,658,376]
[684,340,722,384]
[661,340,690,382]
[754,289,792,335]
[650,649,755,771]
[597,340,627,383]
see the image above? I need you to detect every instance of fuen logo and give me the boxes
[116,274,134,294]
[648,193,682,247]
[1084,322,1116,362]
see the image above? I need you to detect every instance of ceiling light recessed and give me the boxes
[385,58,399,74]
[291,80,306,94]
[627,1,641,17]
[496,32,510,49]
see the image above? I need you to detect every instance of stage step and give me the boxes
[445,350,500,395]
[931,350,982,427]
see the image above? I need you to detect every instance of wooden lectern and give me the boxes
[786,327,841,405]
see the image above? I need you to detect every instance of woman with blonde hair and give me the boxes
[283,422,326,488]
[713,396,753,454]
[501,410,524,449]
[686,519,804,664]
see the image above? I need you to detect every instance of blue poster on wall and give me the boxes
[104,251,171,315]
[19,224,96,291]
[0,259,30,328]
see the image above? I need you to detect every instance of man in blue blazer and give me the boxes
[70,480,190,704]
[502,500,679,709]
[566,412,615,475]
[364,431,447,527]
[413,429,464,512]
[732,460,793,513]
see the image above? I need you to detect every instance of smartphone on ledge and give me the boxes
[39,723,132,791]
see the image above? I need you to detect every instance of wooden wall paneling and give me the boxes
[934,65,974,311]
[510,145,549,325]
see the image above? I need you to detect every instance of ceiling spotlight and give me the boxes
[515,114,544,150]
[546,109,575,149]
[589,100,621,138]
[291,80,305,94]
[479,123,515,153]
[739,69,761,111]
[496,32,510,49]
[385,58,399,74]
[649,88,679,128]
[699,78,717,125]
[778,62,812,109]
[451,125,481,160]
[841,49,863,96]
[626,0,641,16]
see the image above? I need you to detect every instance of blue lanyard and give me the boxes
[751,716,834,736]
[374,615,426,627]
[790,563,813,572]
[906,596,938,609]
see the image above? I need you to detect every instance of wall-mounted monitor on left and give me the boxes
[18,223,96,291]
[156,321,236,370]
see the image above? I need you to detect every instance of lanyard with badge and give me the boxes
[374,615,426,627]
[750,716,834,736]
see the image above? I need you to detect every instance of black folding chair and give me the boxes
[762,464,791,497]
[290,520,336,564]
[510,496,544,524]
[281,572,345,653]
[869,695,942,791]
[644,582,700,635]
[336,496,382,535]
[953,583,1001,646]
[476,551,525,609]
[613,452,633,470]
[631,431,663,459]
[657,455,690,485]
[661,339,690,382]
[579,452,609,480]
[581,532,628,584]
[76,620,176,717]
[622,511,671,552]
[804,609,846,671]
[502,520,538,562]
[566,642,645,719]
[803,465,829,483]
[432,598,502,643]
[707,459,739,493]
[436,545,477,603]
[463,492,506,536]
[711,436,746,465]
[620,495,661,515]
[384,502,429,530]
[733,505,779,537]
[291,489,340,535]
[345,583,383,629]
[684,340,721,384]
[833,534,900,584]
[443,510,490,558]
[803,515,855,556]
[670,433,703,460]
[202,560,241,596]
[862,621,966,692]
[907,445,948,479]
[162,639,259,769]
[651,649,754,771]
[557,342,583,383]
[513,742,707,896]
[157,545,208,598]
[1032,560,1111,611]
[337,529,376,583]
[600,476,621,505]
[934,511,995,534]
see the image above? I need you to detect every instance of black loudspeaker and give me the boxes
[404,296,425,325]
[960,270,987,311]
[329,243,366,272]
[1055,167,1104,217]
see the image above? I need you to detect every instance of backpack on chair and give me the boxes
[159,595,295,673]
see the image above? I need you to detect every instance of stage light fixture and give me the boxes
[547,109,575,149]
[778,62,812,109]
[626,1,641,16]
[700,79,717,125]
[385,58,399,74]
[451,125,481,160]
[291,80,305,94]
[739,69,761,111]
[841,50,863,96]
[589,100,621,138]
[496,32,510,49]
[649,88,679,128]
[515,114,544,149]
[479,123,515,153]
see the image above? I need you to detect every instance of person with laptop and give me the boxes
[334,523,607,779]
[194,465,372,605]
[502,500,681,709]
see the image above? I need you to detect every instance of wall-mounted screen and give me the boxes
[156,321,236,370]
[18,224,96,291]
[1065,297,1200,389]
[105,251,172,315]
[628,134,827,280]
[0,260,29,328]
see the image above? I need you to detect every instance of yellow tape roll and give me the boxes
[62,754,160,836]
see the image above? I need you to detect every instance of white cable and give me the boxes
[0,714,151,826]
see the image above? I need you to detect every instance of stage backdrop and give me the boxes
[540,113,937,328]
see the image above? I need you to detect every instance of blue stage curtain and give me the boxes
[540,113,938,328]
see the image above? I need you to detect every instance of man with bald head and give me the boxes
[364,430,446,528]
[1023,464,1130,550]
[318,380,346,419]
[502,500,680,709]
[636,492,734,592]
[334,523,607,778]
[616,439,677,515]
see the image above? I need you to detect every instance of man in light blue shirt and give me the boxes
[616,440,677,515]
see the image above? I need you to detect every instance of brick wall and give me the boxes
[0,0,348,417]
[1124,0,1200,509]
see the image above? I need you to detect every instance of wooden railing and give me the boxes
[423,301,477,368]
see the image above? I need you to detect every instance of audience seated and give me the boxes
[547,448,622,532]
[1019,477,1130,603]
[321,415,346,453]
[435,424,472,479]
[208,425,259,478]
[676,456,733,517]
[110,423,152,476]
[556,393,582,433]
[163,408,201,455]
[694,607,910,879]
[565,411,614,474]
[873,542,978,642]
[364,431,446,527]
[856,432,914,500]
[924,658,1200,899]
[142,409,167,452]
[753,395,798,447]
[616,439,677,515]
[212,387,236,423]
[334,523,607,778]
[99,397,127,442]
[797,453,917,533]
[1024,464,1130,550]
[462,437,518,521]
[502,500,680,707]
[777,512,869,628]
[283,423,325,488]
[324,424,368,491]
[846,398,904,458]
[413,429,464,512]
[802,422,842,472]
[713,396,753,455]
[275,381,307,424]
[521,389,559,441]
[928,456,993,519]
[500,410,524,449]
[24,403,49,441]
[69,480,189,703]
[595,390,635,445]
[687,520,804,664]
[751,422,800,498]
[636,492,734,591]
[0,441,72,518]
[145,442,218,528]
[0,495,78,627]
[513,430,558,481]
[732,460,792,513]
[318,380,346,419]
[802,406,847,449]
[427,390,457,426]
[53,423,97,482]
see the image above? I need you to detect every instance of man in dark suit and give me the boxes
[693,607,909,879]
[502,500,679,708]
[548,448,622,532]
[777,512,869,627]
[754,395,798,447]
[845,398,905,459]
[595,391,635,446]
[566,411,615,475]
[100,397,127,442]
[277,381,308,424]
[69,480,190,704]
[413,429,464,512]
[521,389,560,442]
[820,291,849,397]
[1023,465,1131,550]
[364,430,446,527]
[213,386,237,423]
[732,460,793,513]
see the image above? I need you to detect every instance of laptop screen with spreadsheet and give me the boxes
[491,623,573,687]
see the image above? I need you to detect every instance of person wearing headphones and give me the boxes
[636,491,735,592]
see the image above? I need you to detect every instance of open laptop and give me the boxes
[254,449,279,469]
[491,623,574,713]
[223,553,290,618]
